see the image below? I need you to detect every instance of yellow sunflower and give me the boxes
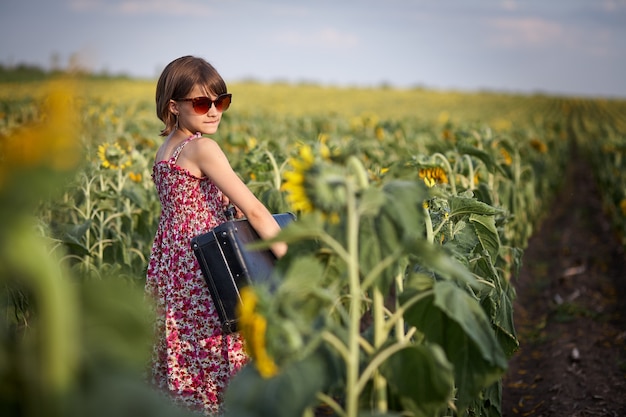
[419,167,449,188]
[499,148,513,166]
[128,171,142,183]
[237,287,278,378]
[317,133,331,160]
[97,142,132,170]
[281,145,315,212]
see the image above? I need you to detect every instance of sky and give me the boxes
[1,0,626,98]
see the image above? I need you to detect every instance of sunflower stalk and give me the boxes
[424,204,435,244]
[264,149,282,190]
[371,287,388,412]
[394,264,407,343]
[465,154,476,190]
[344,177,362,417]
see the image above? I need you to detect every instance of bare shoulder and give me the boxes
[190,136,220,151]
[185,136,226,161]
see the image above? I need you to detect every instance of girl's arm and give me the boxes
[187,138,287,258]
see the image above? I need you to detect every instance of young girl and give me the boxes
[145,55,287,415]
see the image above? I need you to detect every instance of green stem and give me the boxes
[372,287,388,412]
[433,152,456,194]
[355,341,409,396]
[465,154,476,190]
[394,267,405,342]
[347,155,370,190]
[424,204,434,244]
[361,248,403,290]
[264,149,282,190]
[432,216,449,238]
[345,179,361,417]
[83,173,93,270]
[383,289,434,335]
[316,393,347,417]
[322,331,350,362]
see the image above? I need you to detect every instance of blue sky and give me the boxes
[1,0,625,98]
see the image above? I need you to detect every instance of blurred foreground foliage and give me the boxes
[0,80,196,417]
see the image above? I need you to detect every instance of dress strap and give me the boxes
[170,132,202,163]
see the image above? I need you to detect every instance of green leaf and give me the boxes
[465,381,503,417]
[401,281,507,408]
[121,185,147,208]
[443,220,477,268]
[50,220,91,255]
[408,241,478,289]
[469,213,501,260]
[358,215,389,289]
[380,344,454,417]
[260,188,291,213]
[472,182,495,206]
[224,352,330,417]
[481,280,519,358]
[449,195,502,218]
[359,186,386,216]
[380,181,428,242]
[458,144,504,175]
[274,255,335,327]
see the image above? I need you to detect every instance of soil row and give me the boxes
[501,144,626,416]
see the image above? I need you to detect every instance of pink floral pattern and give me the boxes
[145,133,248,415]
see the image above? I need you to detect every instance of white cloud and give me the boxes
[602,0,626,12]
[486,15,618,58]
[273,27,359,49]
[486,17,563,47]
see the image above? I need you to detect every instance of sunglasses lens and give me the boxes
[192,97,211,114]
[216,94,231,112]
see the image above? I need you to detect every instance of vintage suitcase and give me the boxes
[191,212,296,334]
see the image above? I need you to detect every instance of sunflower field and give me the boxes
[1,76,625,417]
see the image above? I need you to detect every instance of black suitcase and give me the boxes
[191,212,295,334]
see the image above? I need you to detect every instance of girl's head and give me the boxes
[156,55,229,136]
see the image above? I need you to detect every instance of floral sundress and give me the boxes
[145,133,248,415]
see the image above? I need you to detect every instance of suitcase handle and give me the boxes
[224,205,237,221]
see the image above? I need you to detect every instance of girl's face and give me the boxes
[170,85,230,136]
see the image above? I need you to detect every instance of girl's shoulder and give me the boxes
[186,135,224,155]
[190,134,218,146]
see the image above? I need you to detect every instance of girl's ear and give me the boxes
[168,99,179,115]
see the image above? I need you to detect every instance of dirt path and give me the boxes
[501,144,626,416]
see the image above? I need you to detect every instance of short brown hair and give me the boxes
[155,56,228,136]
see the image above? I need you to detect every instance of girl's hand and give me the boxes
[222,195,244,219]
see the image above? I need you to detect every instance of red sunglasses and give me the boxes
[175,93,232,114]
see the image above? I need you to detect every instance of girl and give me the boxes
[145,55,287,415]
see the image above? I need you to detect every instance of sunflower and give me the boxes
[529,139,548,153]
[419,167,449,188]
[246,136,258,151]
[97,142,132,170]
[237,287,278,378]
[3,82,80,172]
[317,133,331,160]
[128,171,142,183]
[499,148,513,166]
[281,145,315,213]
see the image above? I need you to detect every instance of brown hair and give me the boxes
[155,55,228,136]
